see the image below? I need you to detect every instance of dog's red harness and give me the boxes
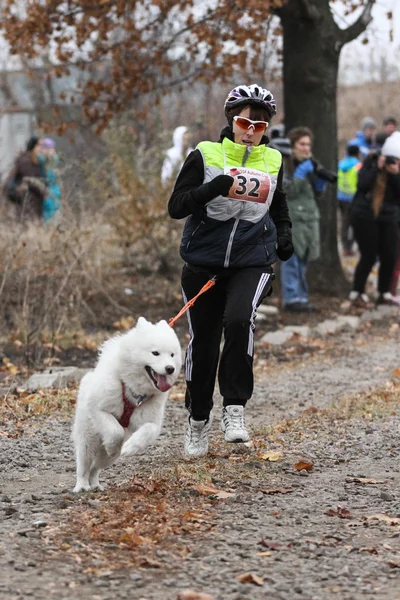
[119,382,136,428]
[119,382,149,428]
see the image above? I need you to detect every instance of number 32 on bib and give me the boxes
[225,167,271,204]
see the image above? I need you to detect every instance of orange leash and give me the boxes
[169,276,217,328]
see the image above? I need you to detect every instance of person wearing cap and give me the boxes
[168,84,293,457]
[351,116,377,158]
[349,131,400,308]
[337,143,362,256]
[39,138,62,222]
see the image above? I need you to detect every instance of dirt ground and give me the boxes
[1,304,400,600]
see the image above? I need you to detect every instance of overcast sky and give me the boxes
[336,0,399,83]
[1,0,399,83]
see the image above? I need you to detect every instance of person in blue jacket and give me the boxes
[350,117,377,158]
[40,138,62,222]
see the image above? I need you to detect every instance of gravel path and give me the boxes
[1,321,400,600]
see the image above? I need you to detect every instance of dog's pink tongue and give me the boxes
[157,374,172,392]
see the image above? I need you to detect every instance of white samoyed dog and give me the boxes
[72,317,182,492]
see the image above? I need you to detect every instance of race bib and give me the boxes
[224,167,271,204]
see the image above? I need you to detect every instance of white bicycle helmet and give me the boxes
[224,84,277,119]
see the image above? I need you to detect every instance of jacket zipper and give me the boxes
[242,146,252,167]
[263,223,270,259]
[223,147,252,267]
[186,220,204,251]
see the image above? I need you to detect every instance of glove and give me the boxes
[276,225,294,261]
[195,174,234,205]
[208,174,234,197]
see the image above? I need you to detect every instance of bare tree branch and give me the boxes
[338,0,375,45]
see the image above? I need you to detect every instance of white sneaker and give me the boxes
[184,414,213,457]
[220,405,250,443]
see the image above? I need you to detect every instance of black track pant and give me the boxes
[181,264,273,421]
[351,217,399,294]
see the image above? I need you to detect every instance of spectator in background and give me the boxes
[337,143,362,256]
[268,123,291,158]
[2,136,47,221]
[280,126,337,312]
[40,138,62,222]
[161,126,194,185]
[350,131,400,308]
[390,228,400,303]
[350,116,377,158]
[382,116,398,137]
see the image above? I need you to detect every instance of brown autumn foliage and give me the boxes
[3,0,379,133]
[3,0,284,130]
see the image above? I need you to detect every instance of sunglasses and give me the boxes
[233,116,268,133]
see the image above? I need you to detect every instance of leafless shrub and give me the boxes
[0,119,186,364]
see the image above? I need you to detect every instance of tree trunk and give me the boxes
[278,0,349,294]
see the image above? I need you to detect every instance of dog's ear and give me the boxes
[158,319,170,328]
[136,316,150,328]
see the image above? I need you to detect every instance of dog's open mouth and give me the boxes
[145,366,172,392]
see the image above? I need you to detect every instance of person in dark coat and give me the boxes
[3,136,47,221]
[350,131,400,307]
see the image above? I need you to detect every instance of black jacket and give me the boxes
[351,153,400,223]
[168,127,291,269]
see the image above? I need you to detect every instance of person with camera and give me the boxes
[280,126,337,312]
[349,131,400,308]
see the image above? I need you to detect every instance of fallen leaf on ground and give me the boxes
[259,451,284,462]
[345,477,380,484]
[138,557,162,568]
[293,460,314,471]
[194,484,235,499]
[359,547,378,554]
[325,506,352,519]
[258,540,282,550]
[392,367,400,379]
[237,572,264,586]
[364,514,400,525]
[177,590,214,600]
[119,528,150,546]
[256,551,272,556]
[260,488,293,495]
[387,561,400,568]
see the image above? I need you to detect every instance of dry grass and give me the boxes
[0,121,184,364]
[0,386,77,437]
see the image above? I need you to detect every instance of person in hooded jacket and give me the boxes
[161,126,194,185]
[350,117,378,158]
[168,84,293,458]
[337,143,362,256]
[350,131,400,307]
